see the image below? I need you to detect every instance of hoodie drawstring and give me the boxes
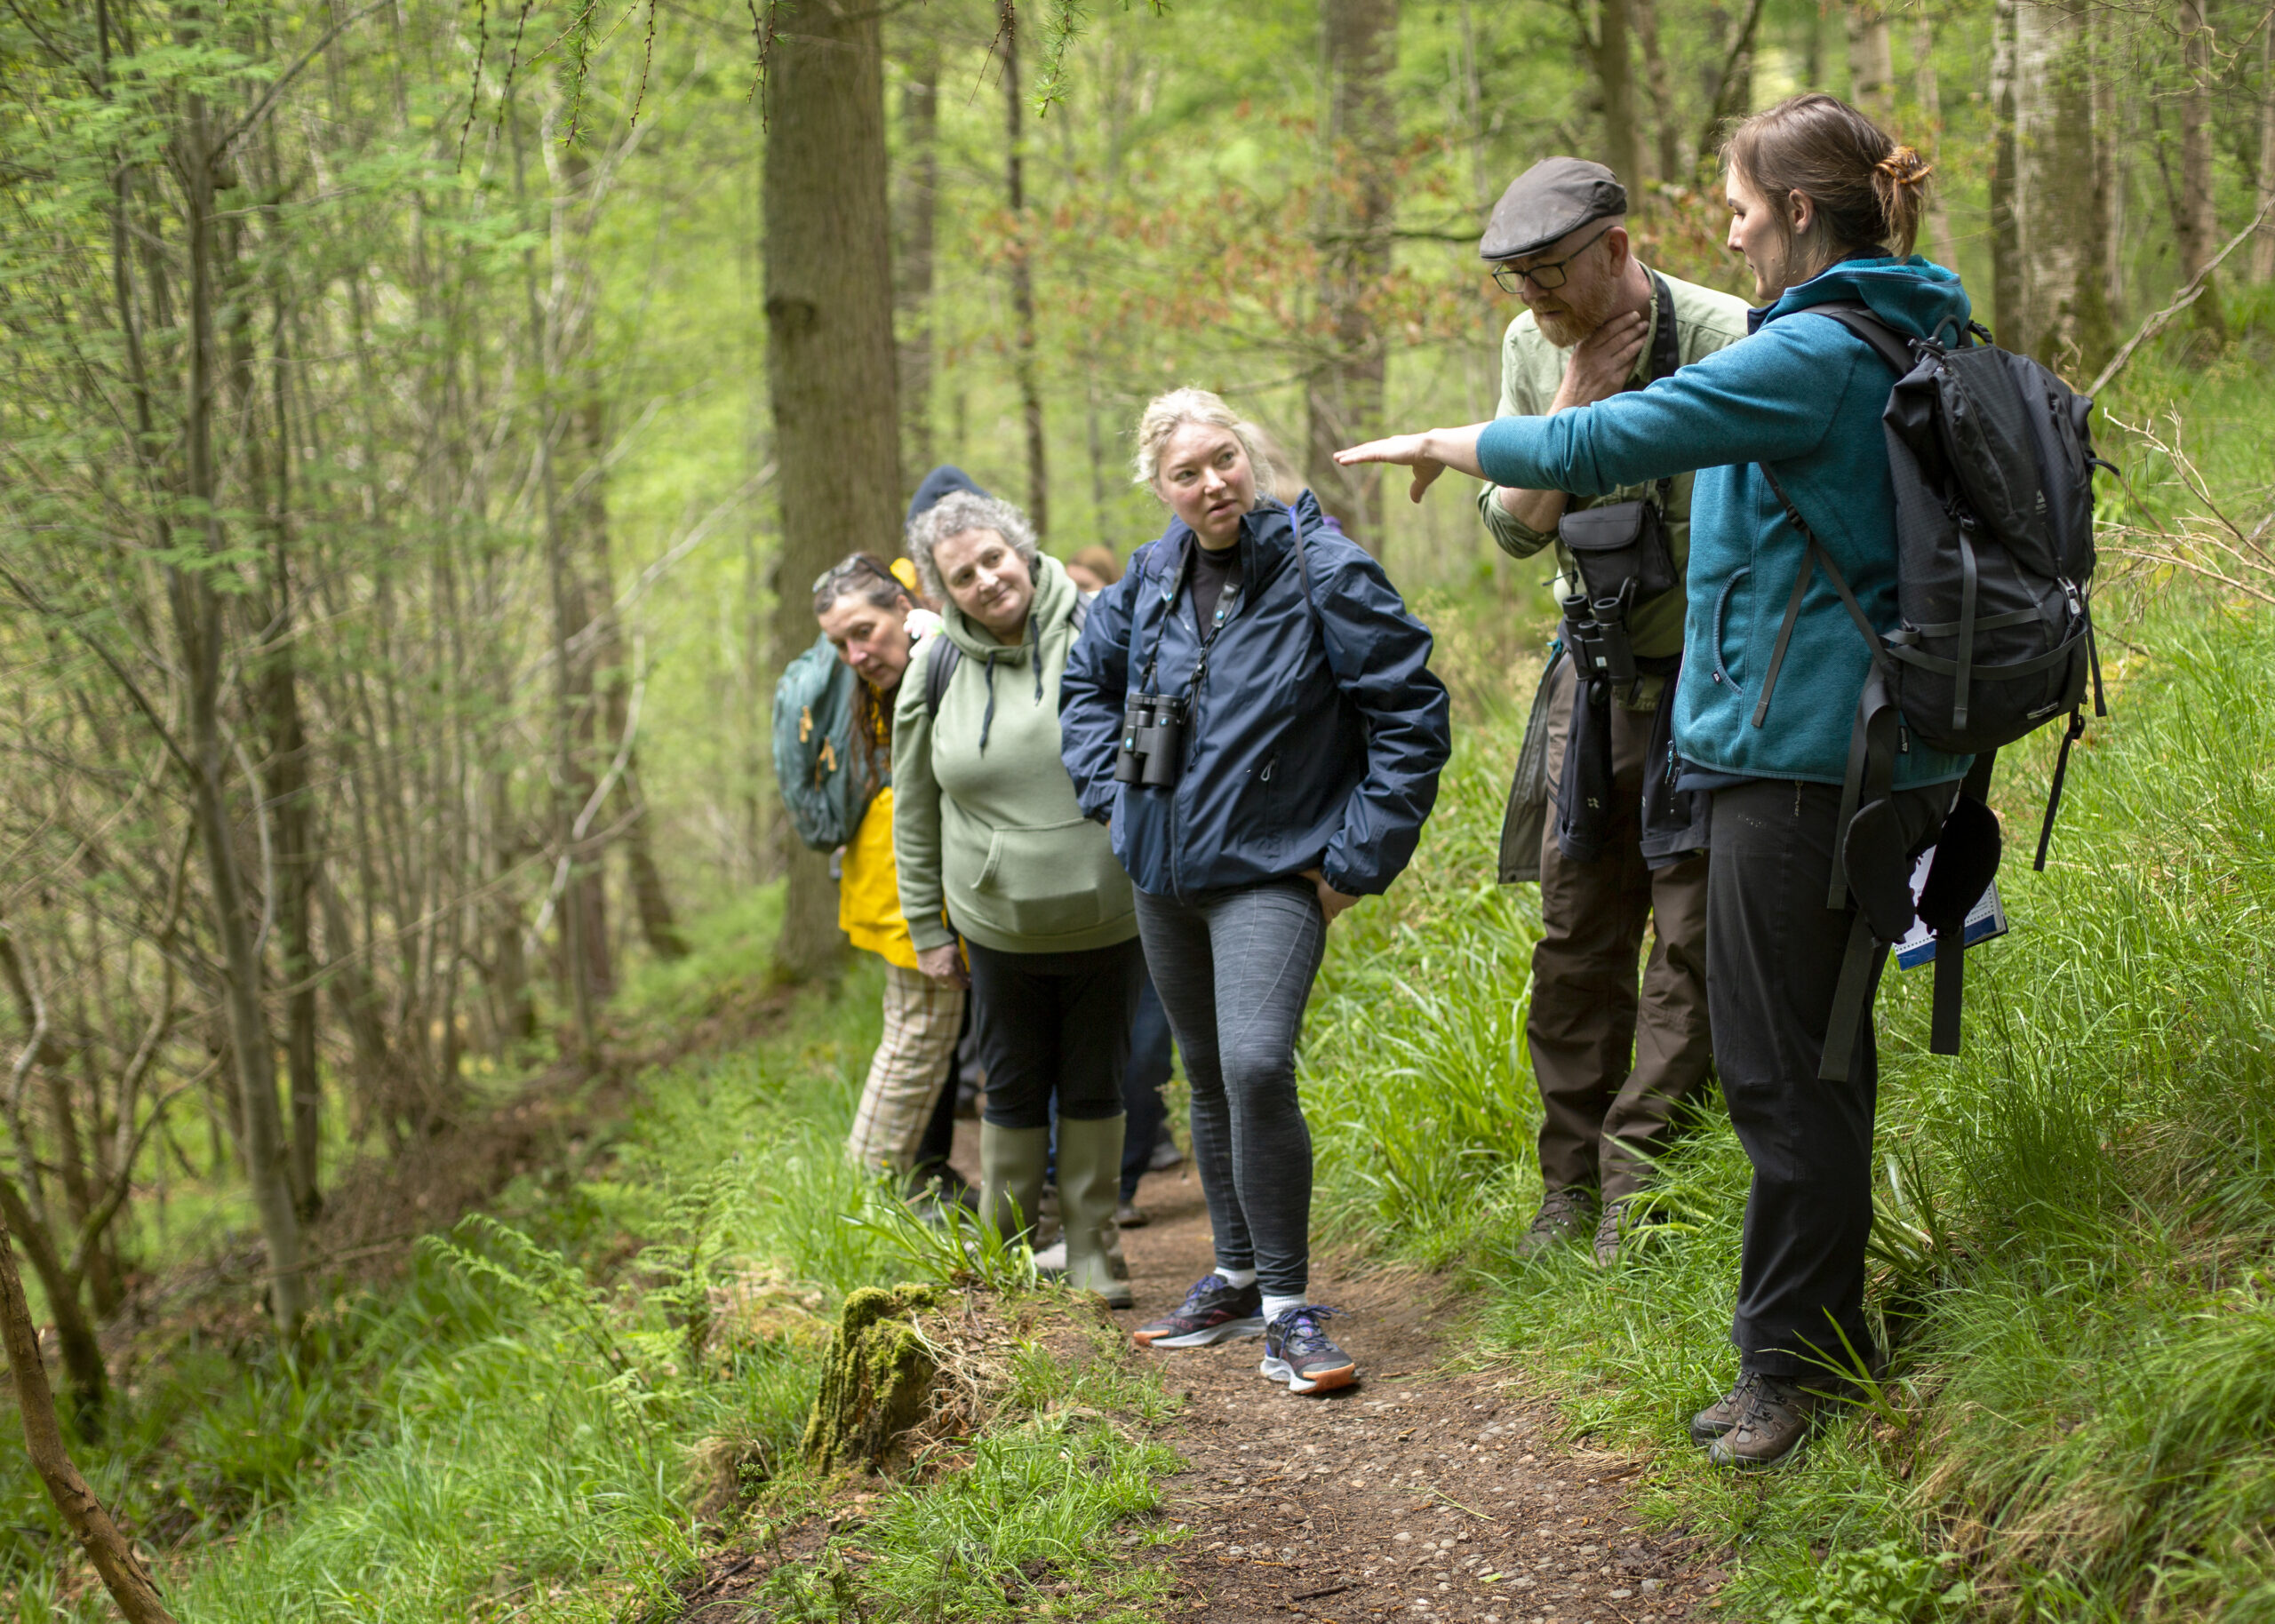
[971,610,1048,755]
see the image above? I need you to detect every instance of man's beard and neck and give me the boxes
[1530,268,1623,349]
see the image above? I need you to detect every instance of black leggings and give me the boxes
[965,937,1143,1129]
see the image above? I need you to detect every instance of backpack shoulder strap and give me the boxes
[1805,301,1919,377]
[923,635,962,722]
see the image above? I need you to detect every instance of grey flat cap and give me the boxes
[1480,157,1628,262]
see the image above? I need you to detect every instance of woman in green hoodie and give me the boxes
[893,477,1141,1308]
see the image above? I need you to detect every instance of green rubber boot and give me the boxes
[978,1123,1050,1248]
[1055,1114,1133,1310]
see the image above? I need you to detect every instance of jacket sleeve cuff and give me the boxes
[1476,414,1553,489]
[905,913,955,952]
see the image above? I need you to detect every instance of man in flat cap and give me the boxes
[1479,157,1749,1267]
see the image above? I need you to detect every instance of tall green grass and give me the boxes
[1295,593,2275,1620]
[0,897,1184,1622]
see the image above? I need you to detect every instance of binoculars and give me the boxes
[1562,580,1639,688]
[1114,693,1190,787]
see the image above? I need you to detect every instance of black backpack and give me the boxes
[1748,307,2110,1079]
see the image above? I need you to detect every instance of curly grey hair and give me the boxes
[904,490,1042,604]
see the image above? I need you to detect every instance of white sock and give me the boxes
[1262,1294,1306,1323]
[1214,1265,1257,1289]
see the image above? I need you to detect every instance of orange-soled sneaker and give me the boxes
[1131,1272,1265,1349]
[1258,1305,1356,1395]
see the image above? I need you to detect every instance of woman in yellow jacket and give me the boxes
[813,552,966,1190]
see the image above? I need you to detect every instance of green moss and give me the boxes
[800,1284,946,1473]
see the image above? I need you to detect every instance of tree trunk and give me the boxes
[568,396,616,1005]
[764,0,901,981]
[176,86,305,1333]
[1844,1,1894,125]
[2175,0,2226,338]
[2255,19,2274,283]
[1989,0,2023,344]
[895,31,940,484]
[0,927,108,1424]
[0,1178,107,1431]
[2092,4,2127,325]
[1632,0,1680,188]
[255,561,323,1221]
[1912,21,1960,269]
[1696,0,1765,171]
[2014,0,2115,376]
[0,1199,177,1622]
[1590,0,1644,201]
[1306,0,1399,552]
[1001,3,1049,538]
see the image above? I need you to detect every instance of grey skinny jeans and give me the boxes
[1133,878,1328,1300]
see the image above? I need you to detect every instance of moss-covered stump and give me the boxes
[801,1284,946,1473]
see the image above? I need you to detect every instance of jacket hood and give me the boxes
[1752,255,1971,346]
[906,465,989,529]
[939,553,1077,662]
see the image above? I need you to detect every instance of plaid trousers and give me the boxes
[845,961,967,1176]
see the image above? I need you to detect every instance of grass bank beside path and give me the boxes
[1297,585,2275,1622]
[0,881,1189,1622]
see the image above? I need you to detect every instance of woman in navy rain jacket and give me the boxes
[1060,388,1449,1397]
[1339,95,1956,1468]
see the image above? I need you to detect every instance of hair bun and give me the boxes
[1876,145,1933,187]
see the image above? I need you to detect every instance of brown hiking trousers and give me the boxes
[1528,655,1712,1202]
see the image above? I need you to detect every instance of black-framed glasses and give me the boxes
[1490,221,1618,294]
[812,553,904,597]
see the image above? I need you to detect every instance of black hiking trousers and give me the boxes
[1708,776,1951,1381]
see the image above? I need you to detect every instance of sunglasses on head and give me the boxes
[812,554,906,597]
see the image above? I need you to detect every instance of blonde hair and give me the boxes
[1724,92,1933,274]
[1130,388,1279,501]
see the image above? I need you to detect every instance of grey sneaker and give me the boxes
[1704,1372,1819,1471]
[1515,1187,1596,1259]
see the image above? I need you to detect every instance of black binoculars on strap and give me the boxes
[1114,693,1190,787]
[1561,578,1640,688]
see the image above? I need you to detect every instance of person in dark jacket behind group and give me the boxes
[1061,388,1451,1397]
[1338,94,1962,1469]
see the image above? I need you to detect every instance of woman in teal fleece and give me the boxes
[1341,94,1959,1470]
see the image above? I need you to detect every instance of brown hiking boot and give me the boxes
[1689,1370,1761,1445]
[1514,1187,1596,1259]
[1704,1372,1818,1471]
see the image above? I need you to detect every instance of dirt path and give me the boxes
[1113,1153,1720,1623]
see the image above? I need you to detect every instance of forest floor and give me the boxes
[1107,1155,1723,1624]
[679,1130,1725,1624]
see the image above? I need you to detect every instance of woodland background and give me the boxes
[0,0,2271,1616]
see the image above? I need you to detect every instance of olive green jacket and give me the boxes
[1476,268,1751,700]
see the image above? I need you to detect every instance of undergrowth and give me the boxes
[1300,574,2275,1622]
